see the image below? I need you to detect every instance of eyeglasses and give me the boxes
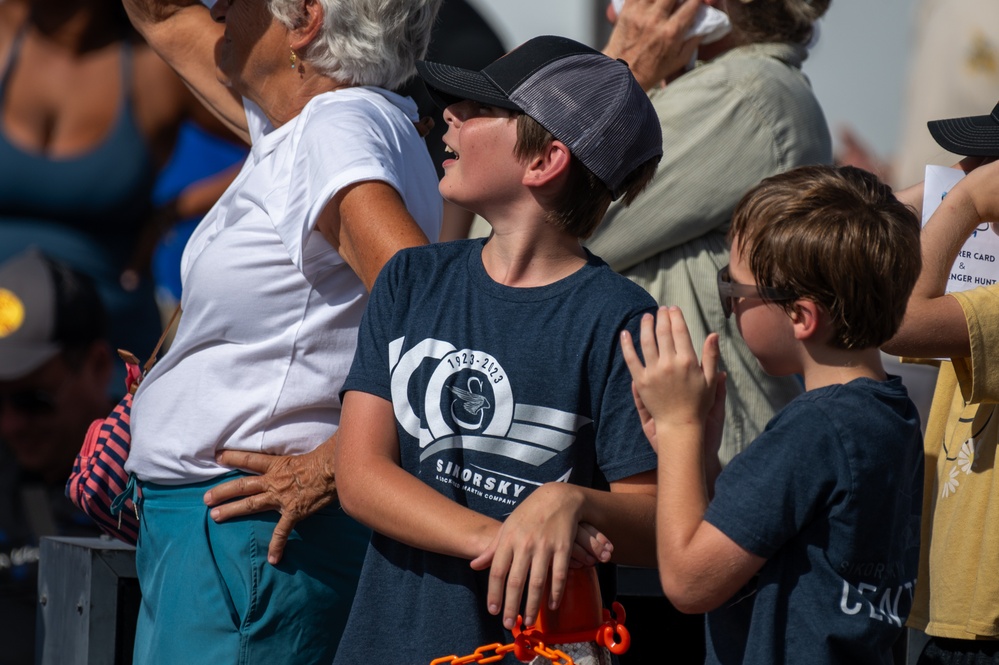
[716,265,795,319]
[0,389,58,416]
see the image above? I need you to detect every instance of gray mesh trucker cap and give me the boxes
[416,35,663,199]
[928,102,999,157]
[0,250,106,380]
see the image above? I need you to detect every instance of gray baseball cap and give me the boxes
[0,250,106,380]
[416,35,663,199]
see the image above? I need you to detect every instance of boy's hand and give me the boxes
[469,483,611,630]
[704,373,727,462]
[571,522,614,569]
[622,306,720,431]
[631,381,659,452]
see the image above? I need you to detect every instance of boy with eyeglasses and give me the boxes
[623,165,925,664]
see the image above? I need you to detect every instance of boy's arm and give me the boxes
[622,307,766,613]
[653,423,765,613]
[884,159,999,359]
[891,156,986,219]
[470,472,656,630]
[334,390,502,558]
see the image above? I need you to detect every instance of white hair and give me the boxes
[268,0,442,89]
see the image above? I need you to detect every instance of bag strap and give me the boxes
[143,304,182,375]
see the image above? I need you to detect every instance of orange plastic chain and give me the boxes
[429,604,629,665]
[429,629,573,665]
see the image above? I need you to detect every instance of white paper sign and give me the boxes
[922,165,999,292]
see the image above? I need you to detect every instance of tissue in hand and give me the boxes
[611,1,732,45]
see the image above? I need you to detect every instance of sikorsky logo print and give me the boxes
[388,337,591,467]
[449,377,492,428]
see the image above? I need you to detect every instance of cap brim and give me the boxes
[928,114,999,157]
[415,60,522,112]
[0,343,59,380]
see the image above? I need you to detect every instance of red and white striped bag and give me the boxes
[66,385,140,544]
[65,306,180,545]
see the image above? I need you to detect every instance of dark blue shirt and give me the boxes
[334,239,658,663]
[704,377,923,664]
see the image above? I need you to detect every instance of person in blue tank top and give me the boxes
[0,0,235,368]
[623,165,926,664]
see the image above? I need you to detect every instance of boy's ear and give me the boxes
[789,300,822,341]
[523,140,571,191]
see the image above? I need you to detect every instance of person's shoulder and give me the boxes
[791,376,918,441]
[306,87,414,125]
[674,42,808,93]
[583,254,658,312]
[370,240,476,303]
[798,375,908,406]
[386,239,476,276]
[952,284,999,316]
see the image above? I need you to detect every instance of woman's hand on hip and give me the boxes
[204,435,338,564]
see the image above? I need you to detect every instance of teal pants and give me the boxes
[132,473,369,665]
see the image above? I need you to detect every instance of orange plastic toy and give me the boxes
[430,567,630,665]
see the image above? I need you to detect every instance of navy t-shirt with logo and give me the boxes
[334,238,658,663]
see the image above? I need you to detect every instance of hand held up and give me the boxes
[621,306,721,431]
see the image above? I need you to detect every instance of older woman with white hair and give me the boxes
[119,0,443,662]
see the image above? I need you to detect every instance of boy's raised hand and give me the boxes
[622,306,720,433]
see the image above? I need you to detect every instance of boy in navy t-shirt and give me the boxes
[623,165,925,664]
[329,36,665,662]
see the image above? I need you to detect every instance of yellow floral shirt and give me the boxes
[908,287,999,639]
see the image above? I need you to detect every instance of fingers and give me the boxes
[620,328,643,377]
[669,0,704,40]
[701,332,721,382]
[469,537,497,571]
[482,538,577,629]
[575,522,613,563]
[208,493,276,523]
[267,515,295,565]
[713,371,728,406]
[484,544,516,628]
[644,308,668,360]
[515,553,547,628]
[570,541,595,568]
[663,306,695,360]
[546,554,570,613]
[215,449,278,474]
[203,473,267,506]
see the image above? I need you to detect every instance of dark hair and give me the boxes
[513,114,659,238]
[726,0,831,46]
[729,165,921,350]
